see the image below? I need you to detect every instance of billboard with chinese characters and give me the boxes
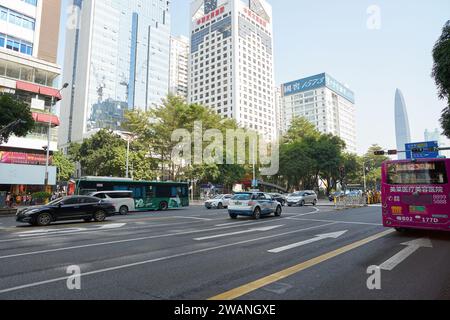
[0,152,50,165]
[282,73,355,104]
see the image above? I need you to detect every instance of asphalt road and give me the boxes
[0,204,450,300]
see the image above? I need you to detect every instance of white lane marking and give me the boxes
[0,219,299,259]
[379,238,433,271]
[0,219,220,243]
[16,223,127,237]
[215,221,254,227]
[268,230,348,253]
[194,225,284,241]
[288,207,320,216]
[287,217,382,226]
[0,222,336,295]
[174,216,213,221]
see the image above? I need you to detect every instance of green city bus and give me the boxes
[75,177,189,211]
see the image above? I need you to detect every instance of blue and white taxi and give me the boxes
[227,192,282,219]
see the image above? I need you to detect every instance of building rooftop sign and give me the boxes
[282,73,355,104]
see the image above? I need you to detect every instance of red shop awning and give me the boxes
[39,86,62,101]
[32,112,60,127]
[16,81,40,94]
[15,81,62,101]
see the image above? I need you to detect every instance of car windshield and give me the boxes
[212,195,223,199]
[232,193,252,200]
[291,192,305,197]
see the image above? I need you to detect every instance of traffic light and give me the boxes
[374,151,386,156]
[387,150,398,155]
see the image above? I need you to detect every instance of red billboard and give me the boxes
[0,152,50,165]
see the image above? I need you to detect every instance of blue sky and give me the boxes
[59,0,450,154]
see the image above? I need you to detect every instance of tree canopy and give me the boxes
[0,93,35,144]
[432,20,450,137]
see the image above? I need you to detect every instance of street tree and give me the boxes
[68,130,127,177]
[0,93,35,144]
[124,94,249,188]
[52,151,75,182]
[432,21,450,137]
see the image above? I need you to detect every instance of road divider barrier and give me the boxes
[334,195,367,210]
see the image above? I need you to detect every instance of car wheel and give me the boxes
[300,200,305,207]
[274,206,282,217]
[93,210,106,222]
[36,213,52,226]
[159,201,168,211]
[312,199,317,206]
[119,205,129,215]
[253,207,261,220]
[229,213,238,219]
[287,204,292,207]
[217,202,223,209]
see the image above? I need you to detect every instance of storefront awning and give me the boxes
[15,81,62,101]
[16,81,40,94]
[32,112,60,127]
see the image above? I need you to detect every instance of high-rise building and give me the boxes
[0,0,62,193]
[424,128,441,145]
[274,85,283,138]
[59,0,171,149]
[281,73,357,153]
[394,88,411,159]
[188,0,276,140]
[169,35,189,99]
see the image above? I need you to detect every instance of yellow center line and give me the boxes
[208,229,395,300]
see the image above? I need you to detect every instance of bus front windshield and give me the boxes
[387,161,448,185]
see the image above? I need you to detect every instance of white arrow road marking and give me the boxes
[194,225,284,241]
[95,223,127,230]
[379,238,433,271]
[268,230,348,253]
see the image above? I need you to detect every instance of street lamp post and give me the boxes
[44,83,69,188]
[125,137,130,178]
[363,163,367,193]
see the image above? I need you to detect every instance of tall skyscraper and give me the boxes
[188,0,276,140]
[394,89,411,159]
[0,0,62,190]
[59,0,171,149]
[169,35,189,99]
[281,73,357,153]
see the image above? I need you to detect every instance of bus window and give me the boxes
[131,187,145,198]
[387,161,448,185]
[155,185,171,198]
[145,185,155,199]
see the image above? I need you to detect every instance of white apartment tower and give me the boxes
[188,0,276,140]
[282,73,357,153]
[169,35,189,99]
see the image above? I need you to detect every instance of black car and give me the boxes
[268,193,287,206]
[16,196,116,226]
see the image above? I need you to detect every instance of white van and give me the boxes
[89,191,135,215]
